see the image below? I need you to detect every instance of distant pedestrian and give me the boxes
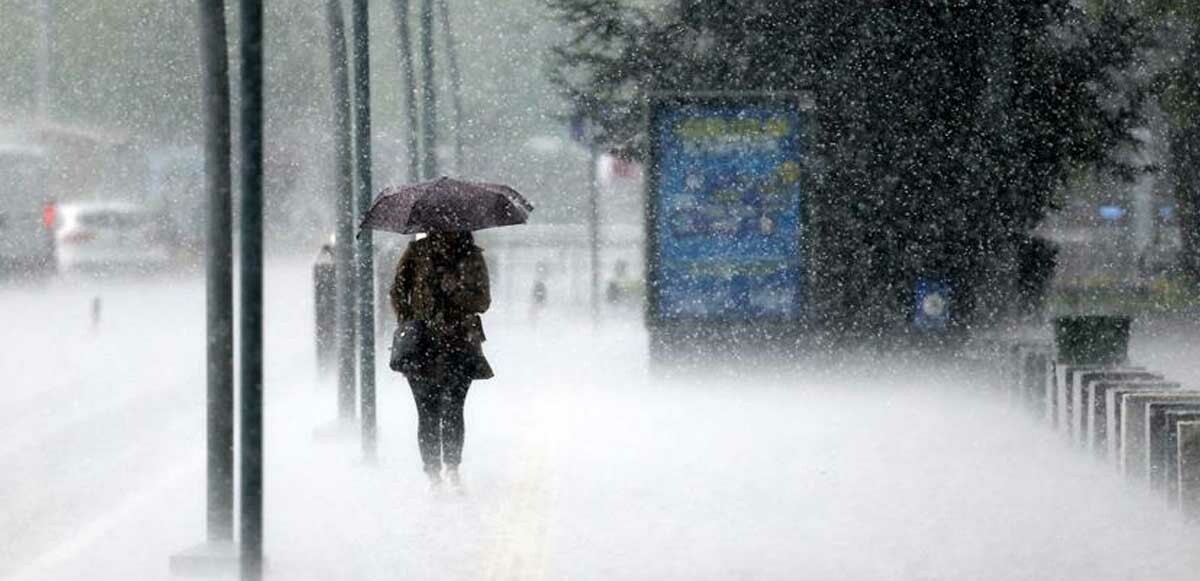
[390,231,493,494]
[91,296,102,329]
[605,260,632,305]
[530,261,548,325]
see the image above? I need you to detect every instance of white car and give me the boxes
[53,201,172,273]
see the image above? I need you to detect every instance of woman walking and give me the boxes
[390,231,493,492]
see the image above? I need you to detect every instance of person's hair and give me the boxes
[428,231,474,260]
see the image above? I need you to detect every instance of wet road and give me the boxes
[3,259,1200,580]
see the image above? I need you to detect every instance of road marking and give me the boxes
[6,458,200,581]
[0,392,154,462]
[480,397,567,581]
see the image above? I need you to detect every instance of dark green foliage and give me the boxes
[548,0,1148,335]
[1053,314,1131,366]
[1152,20,1200,283]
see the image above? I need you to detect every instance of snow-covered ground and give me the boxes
[3,258,1200,580]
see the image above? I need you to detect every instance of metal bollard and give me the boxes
[1020,345,1052,414]
[1147,405,1200,491]
[1118,391,1200,479]
[1176,421,1200,519]
[1069,369,1161,445]
[313,244,337,377]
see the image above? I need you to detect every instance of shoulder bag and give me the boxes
[389,320,429,375]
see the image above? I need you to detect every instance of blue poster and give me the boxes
[914,279,952,331]
[651,100,808,321]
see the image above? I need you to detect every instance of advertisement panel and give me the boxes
[647,94,810,324]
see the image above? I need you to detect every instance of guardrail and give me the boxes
[988,331,1200,522]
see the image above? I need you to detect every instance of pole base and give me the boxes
[168,541,236,577]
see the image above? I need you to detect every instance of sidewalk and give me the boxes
[12,320,1200,581]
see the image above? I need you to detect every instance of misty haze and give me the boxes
[2,1,1200,580]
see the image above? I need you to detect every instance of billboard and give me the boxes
[646,94,811,324]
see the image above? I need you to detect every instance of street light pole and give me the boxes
[390,0,421,182]
[419,0,437,180]
[35,0,53,119]
[168,4,238,573]
[589,143,600,324]
[327,0,357,423]
[352,0,378,461]
[237,0,265,577]
[199,0,234,545]
[436,0,464,173]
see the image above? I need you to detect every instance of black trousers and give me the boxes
[408,374,471,473]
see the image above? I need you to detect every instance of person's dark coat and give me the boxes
[390,235,493,380]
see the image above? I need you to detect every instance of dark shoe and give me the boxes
[444,465,465,496]
[425,466,444,494]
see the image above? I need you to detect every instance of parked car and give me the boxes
[0,144,56,277]
[53,201,172,273]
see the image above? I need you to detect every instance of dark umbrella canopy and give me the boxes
[359,176,534,235]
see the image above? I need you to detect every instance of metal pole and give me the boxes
[237,0,264,577]
[35,0,52,119]
[391,0,421,182]
[328,0,357,422]
[419,0,437,180]
[589,143,600,324]
[984,4,1017,324]
[352,0,377,461]
[199,0,234,545]
[436,0,464,173]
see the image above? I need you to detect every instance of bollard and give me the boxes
[1105,384,1182,461]
[313,245,337,377]
[1089,380,1176,455]
[1118,391,1200,479]
[1143,403,1200,486]
[1056,364,1104,433]
[1070,370,1160,445]
[1175,421,1200,519]
[1007,342,1025,398]
[1148,407,1200,493]
[1041,357,1057,422]
[1019,344,1053,414]
[976,337,1008,388]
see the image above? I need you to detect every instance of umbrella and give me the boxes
[359,176,534,235]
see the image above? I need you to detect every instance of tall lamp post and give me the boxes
[169,1,236,574]
[35,0,53,120]
[419,0,437,180]
[328,0,358,424]
[237,0,265,576]
[170,3,264,578]
[391,0,421,182]
[436,0,464,172]
[352,0,378,460]
[200,0,235,546]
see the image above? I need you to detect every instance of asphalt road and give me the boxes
[4,260,1200,580]
[0,268,210,577]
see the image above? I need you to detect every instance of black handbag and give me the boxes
[389,320,428,374]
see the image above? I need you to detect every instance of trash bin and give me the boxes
[314,244,336,377]
[1054,315,1130,366]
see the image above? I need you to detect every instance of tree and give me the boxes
[1133,1,1200,284]
[548,0,1148,336]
